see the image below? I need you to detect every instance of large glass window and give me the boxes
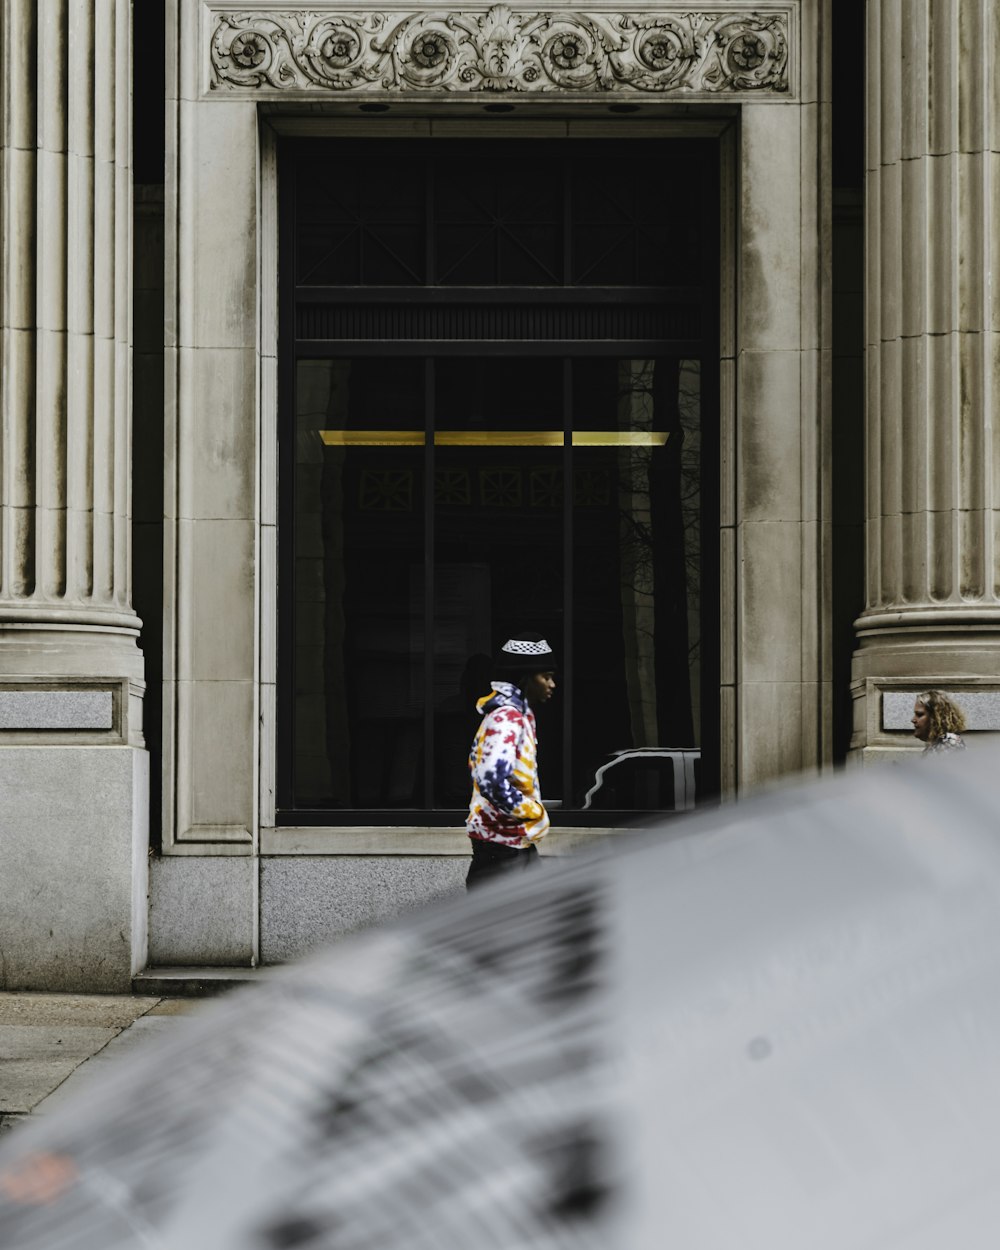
[279,138,719,822]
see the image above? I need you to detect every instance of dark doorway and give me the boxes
[278,136,720,824]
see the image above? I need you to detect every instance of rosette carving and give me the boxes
[302,18,377,86]
[209,7,791,96]
[629,16,698,89]
[393,18,462,87]
[702,14,787,90]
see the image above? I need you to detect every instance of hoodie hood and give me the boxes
[475,680,527,718]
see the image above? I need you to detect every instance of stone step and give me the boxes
[132,966,277,997]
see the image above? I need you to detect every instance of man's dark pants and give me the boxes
[466,839,540,889]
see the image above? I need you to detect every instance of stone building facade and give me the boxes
[0,0,996,989]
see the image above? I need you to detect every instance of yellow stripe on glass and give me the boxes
[572,432,670,447]
[320,430,670,447]
[436,431,563,447]
[320,430,425,446]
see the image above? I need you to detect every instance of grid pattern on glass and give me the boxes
[290,139,712,291]
[435,160,562,285]
[296,158,425,287]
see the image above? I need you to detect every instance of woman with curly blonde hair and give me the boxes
[911,690,966,754]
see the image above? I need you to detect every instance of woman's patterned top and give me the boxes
[923,732,965,755]
[466,681,549,847]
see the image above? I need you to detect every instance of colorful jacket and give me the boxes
[466,682,549,847]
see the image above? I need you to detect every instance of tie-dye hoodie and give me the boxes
[466,681,550,847]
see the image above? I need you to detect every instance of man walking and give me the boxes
[466,633,556,889]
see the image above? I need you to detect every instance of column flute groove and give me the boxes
[66,0,96,603]
[0,0,38,601]
[35,0,69,600]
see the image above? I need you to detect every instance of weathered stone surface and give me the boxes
[33,1017,181,1114]
[0,1026,119,1064]
[0,1,147,991]
[144,998,203,1016]
[148,856,254,966]
[852,1,1000,759]
[0,747,149,992]
[0,992,202,1119]
[883,691,1000,732]
[0,1060,89,1115]
[0,691,113,730]
[260,856,467,963]
[0,994,157,1029]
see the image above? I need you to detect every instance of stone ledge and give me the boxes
[259,825,626,855]
[132,967,272,997]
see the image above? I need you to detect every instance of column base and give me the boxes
[0,617,143,679]
[850,610,1000,762]
[0,745,149,991]
[0,611,149,990]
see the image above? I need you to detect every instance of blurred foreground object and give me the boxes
[3,749,1000,1248]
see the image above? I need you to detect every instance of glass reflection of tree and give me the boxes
[616,359,700,749]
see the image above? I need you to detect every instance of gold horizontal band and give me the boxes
[436,430,562,447]
[320,430,671,447]
[320,430,425,446]
[572,431,670,447]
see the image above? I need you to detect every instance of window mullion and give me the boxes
[424,357,436,809]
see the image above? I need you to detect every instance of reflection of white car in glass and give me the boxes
[582,747,700,812]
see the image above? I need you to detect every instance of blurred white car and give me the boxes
[3,748,1000,1249]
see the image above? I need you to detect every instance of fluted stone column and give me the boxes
[0,1,147,989]
[851,0,1000,759]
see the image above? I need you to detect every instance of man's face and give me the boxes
[524,670,556,705]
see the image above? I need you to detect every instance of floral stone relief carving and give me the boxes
[208,7,790,94]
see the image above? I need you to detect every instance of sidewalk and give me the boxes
[0,993,201,1136]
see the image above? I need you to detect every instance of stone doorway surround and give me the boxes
[149,0,831,966]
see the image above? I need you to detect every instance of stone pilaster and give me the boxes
[0,1,147,990]
[852,0,1000,758]
[0,0,141,685]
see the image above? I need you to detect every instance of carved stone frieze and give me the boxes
[208,6,790,95]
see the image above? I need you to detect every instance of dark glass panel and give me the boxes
[280,136,718,821]
[570,144,706,286]
[432,358,564,809]
[293,358,425,809]
[314,357,423,433]
[434,153,561,285]
[432,450,565,810]
[436,356,561,432]
[570,357,701,808]
[295,156,425,286]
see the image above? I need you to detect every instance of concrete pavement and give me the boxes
[0,993,202,1136]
